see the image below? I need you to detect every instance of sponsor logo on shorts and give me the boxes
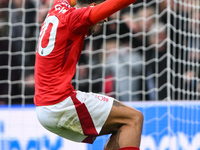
[95,95,109,102]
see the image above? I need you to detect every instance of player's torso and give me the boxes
[34,1,93,106]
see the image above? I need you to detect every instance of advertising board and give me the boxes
[0,101,200,150]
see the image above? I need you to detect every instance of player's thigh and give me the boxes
[99,99,143,135]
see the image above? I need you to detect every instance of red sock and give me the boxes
[118,146,140,150]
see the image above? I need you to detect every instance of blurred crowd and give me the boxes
[0,0,200,105]
[0,0,54,105]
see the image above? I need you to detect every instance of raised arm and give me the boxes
[89,0,137,24]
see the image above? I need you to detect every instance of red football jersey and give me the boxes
[34,0,94,106]
[34,0,137,106]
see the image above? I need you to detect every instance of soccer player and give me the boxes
[34,0,143,150]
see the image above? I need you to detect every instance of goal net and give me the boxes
[0,0,199,104]
[0,0,200,150]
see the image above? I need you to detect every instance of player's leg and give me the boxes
[99,100,143,150]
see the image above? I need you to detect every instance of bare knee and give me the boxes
[104,109,143,149]
[100,100,143,135]
[127,108,143,128]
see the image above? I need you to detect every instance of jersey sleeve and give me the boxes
[68,7,94,34]
[89,0,137,24]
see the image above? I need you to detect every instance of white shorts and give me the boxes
[36,91,114,144]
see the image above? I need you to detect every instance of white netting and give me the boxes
[0,0,200,105]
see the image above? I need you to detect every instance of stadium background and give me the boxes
[0,0,200,149]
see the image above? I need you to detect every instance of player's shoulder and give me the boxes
[54,0,71,7]
[47,0,92,24]
[49,0,74,15]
